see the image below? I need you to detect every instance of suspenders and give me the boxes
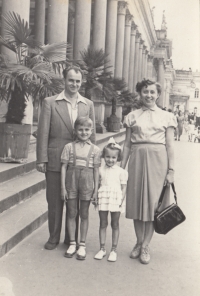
[72,142,94,168]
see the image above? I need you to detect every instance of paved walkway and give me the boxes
[0,135,200,296]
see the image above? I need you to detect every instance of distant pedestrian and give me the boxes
[176,110,184,141]
[60,117,101,260]
[121,79,177,264]
[188,120,195,142]
[94,138,128,262]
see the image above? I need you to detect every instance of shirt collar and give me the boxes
[142,104,158,111]
[55,90,87,105]
[75,139,92,145]
[105,164,118,169]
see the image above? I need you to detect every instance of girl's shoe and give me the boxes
[140,246,150,264]
[94,249,106,260]
[76,245,86,260]
[64,243,76,258]
[130,243,142,259]
[107,250,117,262]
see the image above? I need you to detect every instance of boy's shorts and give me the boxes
[65,166,94,200]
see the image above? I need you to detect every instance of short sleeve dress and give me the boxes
[98,165,128,212]
[124,105,177,221]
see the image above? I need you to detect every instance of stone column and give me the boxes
[132,32,141,92]
[34,0,46,44]
[92,0,107,50]
[47,0,69,44]
[74,0,92,59]
[144,50,149,78]
[68,11,75,59]
[122,14,132,84]
[157,58,165,107]
[114,1,127,78]
[128,23,137,92]
[147,54,154,79]
[141,45,147,80]
[105,0,118,74]
[137,39,144,82]
[1,0,30,60]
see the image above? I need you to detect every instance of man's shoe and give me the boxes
[140,246,150,264]
[130,243,142,259]
[94,249,106,260]
[44,241,59,250]
[76,245,86,260]
[64,244,76,258]
[107,250,117,262]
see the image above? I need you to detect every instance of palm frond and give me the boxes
[2,12,41,48]
[0,36,17,53]
[40,42,71,63]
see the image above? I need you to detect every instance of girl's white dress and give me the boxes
[98,164,128,212]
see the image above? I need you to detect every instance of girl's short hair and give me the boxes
[136,79,162,95]
[101,143,122,162]
[63,65,83,79]
[74,117,93,129]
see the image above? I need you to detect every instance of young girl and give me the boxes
[61,117,101,260]
[93,138,128,262]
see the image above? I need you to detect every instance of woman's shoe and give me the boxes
[107,250,117,262]
[76,245,86,260]
[140,246,150,264]
[130,243,142,259]
[64,243,76,258]
[94,249,106,260]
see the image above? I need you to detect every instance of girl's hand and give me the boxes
[164,170,174,187]
[91,192,98,208]
[61,188,68,202]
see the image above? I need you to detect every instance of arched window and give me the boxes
[195,88,199,98]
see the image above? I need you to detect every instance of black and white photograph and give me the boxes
[0,0,199,295]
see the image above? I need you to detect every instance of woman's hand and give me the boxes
[164,170,174,187]
[61,188,68,202]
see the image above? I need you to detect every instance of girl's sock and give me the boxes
[111,245,117,252]
[100,244,105,251]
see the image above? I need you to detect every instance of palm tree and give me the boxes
[0,11,71,124]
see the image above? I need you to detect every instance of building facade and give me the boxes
[0,0,176,127]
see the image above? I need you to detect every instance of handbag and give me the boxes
[154,183,186,234]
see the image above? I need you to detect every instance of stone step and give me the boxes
[0,129,125,257]
[0,151,36,184]
[0,190,47,258]
[0,170,45,214]
[0,129,126,184]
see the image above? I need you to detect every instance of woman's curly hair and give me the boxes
[136,79,162,95]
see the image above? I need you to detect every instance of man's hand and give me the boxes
[36,163,46,173]
[61,188,68,202]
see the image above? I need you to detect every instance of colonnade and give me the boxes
[0,0,163,92]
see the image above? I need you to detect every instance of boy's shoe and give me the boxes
[140,246,150,264]
[130,243,142,259]
[107,250,117,262]
[64,244,76,258]
[94,249,106,260]
[76,245,86,260]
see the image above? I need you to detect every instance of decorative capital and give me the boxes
[148,54,154,62]
[131,23,137,35]
[125,14,133,26]
[118,1,127,15]
[136,32,141,41]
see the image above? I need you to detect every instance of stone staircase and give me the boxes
[0,129,125,257]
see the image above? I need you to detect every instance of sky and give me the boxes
[149,0,200,71]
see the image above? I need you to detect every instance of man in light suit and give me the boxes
[36,66,96,250]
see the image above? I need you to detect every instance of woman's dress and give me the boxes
[124,105,177,221]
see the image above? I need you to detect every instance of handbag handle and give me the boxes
[157,183,177,212]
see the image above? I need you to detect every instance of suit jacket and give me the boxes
[36,93,96,172]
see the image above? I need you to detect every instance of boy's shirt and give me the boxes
[61,140,101,168]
